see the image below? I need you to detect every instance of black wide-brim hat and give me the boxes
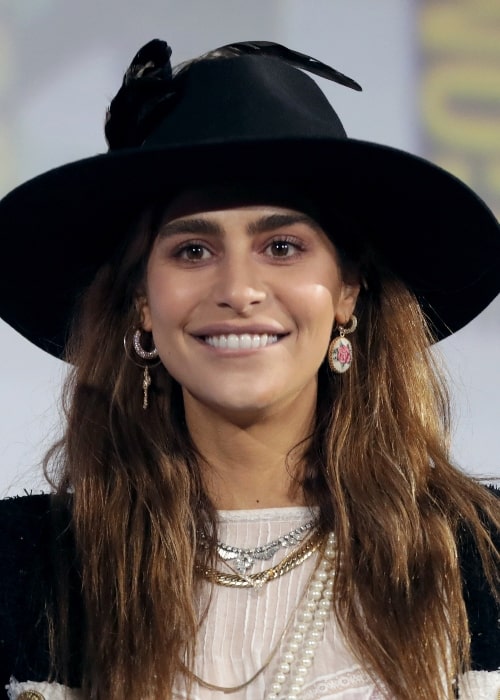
[0,39,499,358]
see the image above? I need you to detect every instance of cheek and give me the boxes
[145,269,197,330]
[288,281,337,336]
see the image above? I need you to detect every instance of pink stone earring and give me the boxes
[328,315,357,373]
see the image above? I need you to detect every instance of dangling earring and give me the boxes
[328,315,357,373]
[124,328,160,409]
[133,329,159,409]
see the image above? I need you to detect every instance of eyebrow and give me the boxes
[158,213,323,238]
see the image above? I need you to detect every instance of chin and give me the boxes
[186,386,284,417]
[181,375,316,419]
[210,394,279,415]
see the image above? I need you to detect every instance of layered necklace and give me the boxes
[214,519,316,574]
[198,526,323,589]
[194,525,336,698]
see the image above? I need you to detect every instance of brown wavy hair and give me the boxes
[44,205,500,699]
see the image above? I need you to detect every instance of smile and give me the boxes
[203,333,280,349]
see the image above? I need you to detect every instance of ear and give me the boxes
[136,295,153,332]
[335,281,360,326]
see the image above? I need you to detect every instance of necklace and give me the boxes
[265,532,336,699]
[189,532,336,696]
[187,560,318,694]
[215,519,316,574]
[197,529,323,589]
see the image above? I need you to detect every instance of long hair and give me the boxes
[44,207,500,699]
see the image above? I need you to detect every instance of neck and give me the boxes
[183,391,316,510]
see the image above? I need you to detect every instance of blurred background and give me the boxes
[0,0,499,496]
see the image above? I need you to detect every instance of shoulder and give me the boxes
[0,492,56,573]
[0,491,54,533]
[458,484,500,672]
[0,489,72,528]
[0,491,53,519]
[0,492,69,572]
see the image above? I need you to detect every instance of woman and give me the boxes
[0,38,499,700]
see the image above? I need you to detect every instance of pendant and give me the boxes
[328,336,352,373]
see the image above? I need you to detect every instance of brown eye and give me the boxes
[185,244,205,260]
[271,241,291,256]
[175,243,212,261]
[265,238,302,258]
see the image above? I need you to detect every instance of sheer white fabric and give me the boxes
[7,673,500,699]
[7,508,500,699]
[173,507,386,699]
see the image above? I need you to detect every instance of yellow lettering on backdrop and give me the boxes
[487,157,500,192]
[421,4,500,55]
[419,0,500,218]
[423,63,500,152]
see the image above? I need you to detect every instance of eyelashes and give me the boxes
[170,235,307,263]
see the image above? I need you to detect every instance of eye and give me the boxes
[264,237,304,258]
[174,242,213,261]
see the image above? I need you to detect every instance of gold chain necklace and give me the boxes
[196,529,323,588]
[186,532,330,694]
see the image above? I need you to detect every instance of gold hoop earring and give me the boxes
[124,328,161,409]
[328,315,357,373]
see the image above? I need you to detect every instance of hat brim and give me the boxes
[0,137,499,357]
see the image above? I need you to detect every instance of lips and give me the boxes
[204,333,280,349]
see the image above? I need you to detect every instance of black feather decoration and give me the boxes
[105,39,174,150]
[123,38,173,83]
[104,38,362,151]
[214,40,362,92]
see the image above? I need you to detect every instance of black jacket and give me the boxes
[0,492,499,691]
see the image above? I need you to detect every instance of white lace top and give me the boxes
[6,507,500,699]
[173,507,382,699]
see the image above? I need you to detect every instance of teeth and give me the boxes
[204,333,279,349]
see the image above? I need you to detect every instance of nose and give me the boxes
[214,254,267,313]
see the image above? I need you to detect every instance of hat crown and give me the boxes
[140,54,348,150]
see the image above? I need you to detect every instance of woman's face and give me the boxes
[141,189,359,419]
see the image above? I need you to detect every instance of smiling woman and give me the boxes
[142,197,357,439]
[0,38,499,700]
[140,196,358,509]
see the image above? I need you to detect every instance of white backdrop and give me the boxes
[0,0,499,496]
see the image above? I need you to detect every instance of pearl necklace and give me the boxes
[265,532,336,700]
